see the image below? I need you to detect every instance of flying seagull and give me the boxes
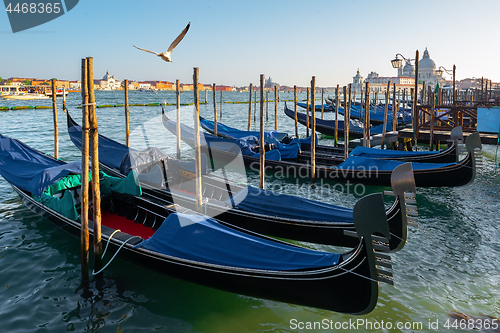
[133,22,190,63]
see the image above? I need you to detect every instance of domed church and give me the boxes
[398,48,446,88]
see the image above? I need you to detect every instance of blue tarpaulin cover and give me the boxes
[68,118,131,170]
[134,213,341,270]
[226,186,353,222]
[350,146,441,158]
[200,118,288,143]
[338,155,454,171]
[68,114,208,175]
[163,116,283,161]
[0,134,82,196]
[290,107,393,135]
[200,118,302,159]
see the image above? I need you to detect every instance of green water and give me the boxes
[1,91,499,332]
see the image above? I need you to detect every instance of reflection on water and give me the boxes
[1,91,500,332]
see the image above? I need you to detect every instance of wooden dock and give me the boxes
[399,127,498,145]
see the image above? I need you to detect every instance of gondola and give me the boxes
[296,102,334,112]
[0,133,395,315]
[162,109,481,187]
[285,103,394,138]
[323,99,413,125]
[203,109,461,164]
[66,113,414,251]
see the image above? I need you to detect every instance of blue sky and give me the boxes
[1,0,499,87]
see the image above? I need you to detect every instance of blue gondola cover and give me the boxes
[226,186,353,222]
[0,134,82,196]
[134,213,341,270]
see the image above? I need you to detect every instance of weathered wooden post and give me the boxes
[334,84,339,147]
[364,82,370,148]
[381,81,391,149]
[311,76,316,184]
[176,79,181,159]
[259,74,265,189]
[294,85,298,138]
[321,88,324,119]
[254,90,257,121]
[266,90,269,121]
[205,89,208,104]
[213,84,218,136]
[219,90,223,119]
[413,49,419,144]
[51,78,59,159]
[247,83,253,131]
[193,68,203,212]
[429,91,436,151]
[62,87,66,112]
[212,84,217,135]
[306,87,310,137]
[87,57,102,277]
[124,79,130,147]
[274,85,278,130]
[422,81,426,105]
[80,59,90,283]
[344,84,351,159]
[401,89,406,127]
[392,83,397,131]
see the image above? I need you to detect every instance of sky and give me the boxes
[1,0,500,87]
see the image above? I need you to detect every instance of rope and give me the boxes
[339,266,380,284]
[79,103,97,106]
[91,232,142,276]
[495,121,500,169]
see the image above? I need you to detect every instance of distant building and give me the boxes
[264,77,279,90]
[352,69,363,93]
[69,81,81,89]
[96,70,121,90]
[416,48,446,88]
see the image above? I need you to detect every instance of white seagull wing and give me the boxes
[166,22,190,53]
[133,45,159,56]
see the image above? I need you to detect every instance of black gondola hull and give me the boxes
[11,184,379,315]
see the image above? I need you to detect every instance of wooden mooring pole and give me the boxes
[429,91,436,151]
[51,78,59,159]
[219,90,223,119]
[310,76,316,184]
[247,83,253,131]
[124,79,130,147]
[344,85,350,160]
[381,81,390,149]
[193,68,203,212]
[176,80,181,159]
[212,84,217,135]
[334,84,339,147]
[266,90,269,121]
[294,85,298,138]
[253,90,257,121]
[306,87,310,137]
[274,85,278,130]
[213,84,218,136]
[62,87,66,112]
[321,88,324,120]
[364,82,370,148]
[259,74,265,189]
[80,59,90,283]
[392,83,397,131]
[87,57,102,277]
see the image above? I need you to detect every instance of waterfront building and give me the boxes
[416,48,446,88]
[95,70,122,90]
[352,69,363,93]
